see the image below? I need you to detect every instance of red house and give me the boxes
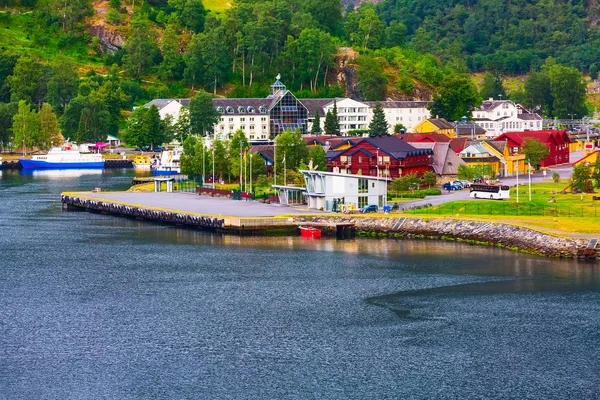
[326,136,434,178]
[494,130,571,167]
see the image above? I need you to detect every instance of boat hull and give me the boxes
[299,226,322,239]
[19,159,105,169]
[153,168,181,176]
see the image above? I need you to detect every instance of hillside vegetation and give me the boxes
[0,0,597,149]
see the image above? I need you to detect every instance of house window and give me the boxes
[341,156,347,163]
[358,196,368,209]
[241,118,245,122]
[358,156,363,163]
[358,178,368,193]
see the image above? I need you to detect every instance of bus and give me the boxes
[469,184,511,200]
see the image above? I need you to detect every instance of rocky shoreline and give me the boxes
[293,216,598,260]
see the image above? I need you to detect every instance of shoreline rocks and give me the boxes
[294,215,596,259]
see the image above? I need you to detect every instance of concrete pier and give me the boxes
[60,191,322,234]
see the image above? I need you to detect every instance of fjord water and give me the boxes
[1,169,599,399]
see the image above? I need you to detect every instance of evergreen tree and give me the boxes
[310,108,322,135]
[331,99,340,136]
[369,102,388,137]
[590,64,599,81]
[159,24,183,82]
[0,102,18,146]
[324,110,336,136]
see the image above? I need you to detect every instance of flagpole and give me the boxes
[528,160,532,202]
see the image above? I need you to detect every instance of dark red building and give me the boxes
[325,136,434,178]
[495,130,571,167]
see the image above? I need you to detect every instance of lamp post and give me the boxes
[212,143,215,189]
[202,142,205,187]
[239,138,243,192]
[250,153,253,194]
[376,148,379,210]
[516,159,519,203]
[568,113,574,131]
[528,159,532,202]
[283,152,287,186]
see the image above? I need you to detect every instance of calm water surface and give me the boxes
[1,169,599,399]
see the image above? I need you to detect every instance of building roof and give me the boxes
[250,145,274,163]
[449,137,468,154]
[461,156,501,163]
[460,143,492,156]
[455,122,486,136]
[487,140,507,154]
[143,99,177,110]
[427,118,455,130]
[361,136,433,160]
[397,133,452,142]
[363,101,430,109]
[495,130,572,145]
[517,113,543,121]
[213,98,272,116]
[409,142,465,175]
[299,99,334,116]
[474,99,514,112]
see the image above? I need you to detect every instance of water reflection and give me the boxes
[20,168,104,178]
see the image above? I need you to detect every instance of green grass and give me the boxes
[203,0,231,13]
[402,181,600,235]
[0,12,105,71]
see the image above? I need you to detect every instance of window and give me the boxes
[358,178,368,193]
[226,106,234,114]
[340,156,347,163]
[217,106,224,113]
[358,196,368,209]
[261,117,266,122]
[240,118,245,122]
[250,117,254,122]
[259,106,267,114]
[238,106,246,113]
[250,125,254,130]
[247,106,255,113]
[228,117,234,122]
[358,156,363,163]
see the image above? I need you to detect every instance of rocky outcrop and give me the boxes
[293,216,593,259]
[89,24,124,53]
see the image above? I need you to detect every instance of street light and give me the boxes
[528,159,532,202]
[568,113,574,131]
[283,151,287,186]
[376,148,379,210]
[250,153,253,194]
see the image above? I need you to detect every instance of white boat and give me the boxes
[19,147,104,169]
[152,147,182,175]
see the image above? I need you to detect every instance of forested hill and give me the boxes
[0,0,597,148]
[377,0,600,75]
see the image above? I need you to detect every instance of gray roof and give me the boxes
[518,113,542,120]
[475,100,514,112]
[212,98,271,116]
[409,142,465,175]
[299,99,334,116]
[455,122,486,136]
[143,99,175,110]
[364,101,430,108]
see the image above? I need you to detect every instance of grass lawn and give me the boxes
[204,0,231,13]
[402,180,600,236]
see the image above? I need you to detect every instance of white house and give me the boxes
[301,170,389,211]
[365,101,431,133]
[472,99,543,138]
[142,99,189,122]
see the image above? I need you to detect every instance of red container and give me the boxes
[299,226,322,239]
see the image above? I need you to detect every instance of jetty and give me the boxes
[60,191,347,235]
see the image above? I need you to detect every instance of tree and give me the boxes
[570,164,592,192]
[479,71,506,100]
[524,72,553,116]
[369,102,388,137]
[159,24,183,82]
[123,16,156,78]
[46,60,79,114]
[43,0,91,32]
[522,137,549,169]
[589,64,598,81]
[384,20,408,48]
[331,99,340,135]
[212,139,229,182]
[393,123,406,134]
[11,100,39,154]
[324,110,338,136]
[304,0,342,35]
[307,145,326,171]
[185,25,231,94]
[122,105,166,148]
[169,0,205,33]
[38,103,61,151]
[275,129,308,178]
[7,57,43,105]
[421,170,436,188]
[457,164,476,180]
[428,73,481,122]
[0,102,18,147]
[174,107,191,143]
[347,3,384,50]
[188,91,219,136]
[310,108,322,135]
[592,157,600,189]
[390,173,419,192]
[96,79,129,136]
[546,64,588,119]
[552,171,560,183]
[356,55,387,101]
[229,129,249,180]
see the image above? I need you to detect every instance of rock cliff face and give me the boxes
[89,24,124,53]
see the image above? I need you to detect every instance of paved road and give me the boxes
[396,151,582,210]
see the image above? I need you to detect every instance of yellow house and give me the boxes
[480,140,526,176]
[413,118,456,138]
[572,150,599,171]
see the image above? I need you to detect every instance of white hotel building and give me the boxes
[144,80,432,142]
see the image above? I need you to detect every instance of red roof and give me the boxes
[397,133,452,143]
[494,130,571,145]
[449,138,468,154]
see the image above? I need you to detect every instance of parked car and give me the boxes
[459,180,470,188]
[361,204,378,213]
[443,182,462,191]
[452,180,464,189]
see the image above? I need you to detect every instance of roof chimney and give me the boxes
[489,97,493,101]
